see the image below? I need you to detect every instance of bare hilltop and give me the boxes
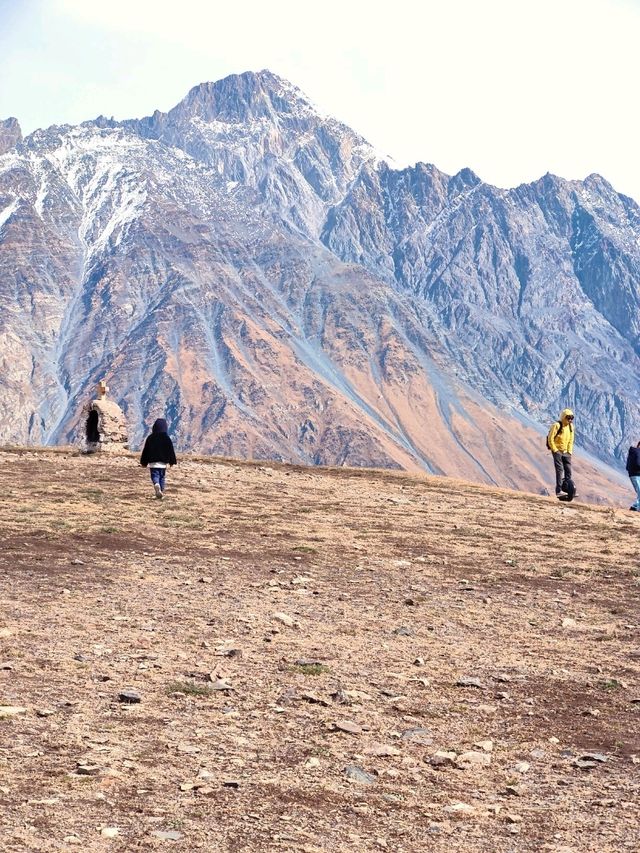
[0,449,639,852]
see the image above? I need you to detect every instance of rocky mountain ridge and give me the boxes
[0,70,638,500]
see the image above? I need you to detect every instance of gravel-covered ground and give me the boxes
[0,449,639,852]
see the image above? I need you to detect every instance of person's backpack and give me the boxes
[546,421,562,450]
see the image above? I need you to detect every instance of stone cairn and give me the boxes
[84,380,129,453]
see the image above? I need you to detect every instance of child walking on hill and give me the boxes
[140,418,177,499]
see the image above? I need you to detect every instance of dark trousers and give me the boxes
[553,452,572,494]
[150,467,166,491]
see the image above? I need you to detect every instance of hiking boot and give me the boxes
[154,483,162,499]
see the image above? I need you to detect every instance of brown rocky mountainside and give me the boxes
[1,449,639,851]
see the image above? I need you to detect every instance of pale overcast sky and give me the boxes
[1,0,639,201]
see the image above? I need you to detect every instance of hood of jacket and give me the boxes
[152,418,168,434]
[559,408,574,425]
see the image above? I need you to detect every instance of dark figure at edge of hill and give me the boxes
[547,409,575,496]
[626,441,640,511]
[140,418,177,500]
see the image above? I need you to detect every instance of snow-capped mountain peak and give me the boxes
[0,71,638,505]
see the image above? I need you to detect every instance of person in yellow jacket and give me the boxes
[547,408,575,495]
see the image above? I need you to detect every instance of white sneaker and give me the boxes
[154,483,162,498]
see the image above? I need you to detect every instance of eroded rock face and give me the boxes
[0,71,638,500]
[84,382,128,452]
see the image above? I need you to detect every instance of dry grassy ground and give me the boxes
[0,449,639,853]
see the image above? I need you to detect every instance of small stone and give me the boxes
[505,813,523,824]
[549,736,560,744]
[199,576,213,584]
[393,626,414,637]
[197,769,214,780]
[575,752,608,767]
[76,764,102,776]
[0,662,13,670]
[70,559,84,565]
[364,743,401,757]
[305,757,320,769]
[344,765,376,784]
[413,657,425,666]
[176,744,200,754]
[573,758,598,769]
[582,708,601,717]
[63,837,82,845]
[333,720,362,735]
[299,692,329,707]
[151,830,184,841]
[0,706,27,718]
[272,612,297,627]
[561,618,577,628]
[474,740,494,752]
[400,727,432,745]
[216,648,242,659]
[513,761,530,774]
[430,750,457,768]
[477,704,498,714]
[100,827,119,839]
[118,690,141,704]
[0,628,12,639]
[444,802,476,815]
[456,676,484,689]
[206,678,234,691]
[223,779,240,788]
[330,688,351,705]
[505,785,522,797]
[456,750,491,768]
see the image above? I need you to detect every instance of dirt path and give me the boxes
[1,450,639,852]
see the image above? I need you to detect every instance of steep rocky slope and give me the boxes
[0,71,638,496]
[322,164,640,463]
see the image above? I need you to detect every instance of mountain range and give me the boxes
[1,70,638,502]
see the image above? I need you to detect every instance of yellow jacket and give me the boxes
[548,409,575,453]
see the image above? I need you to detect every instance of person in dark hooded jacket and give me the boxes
[626,441,640,511]
[140,418,177,499]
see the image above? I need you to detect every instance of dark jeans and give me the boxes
[150,467,166,491]
[553,452,572,494]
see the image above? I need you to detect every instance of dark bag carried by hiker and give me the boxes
[546,421,562,451]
